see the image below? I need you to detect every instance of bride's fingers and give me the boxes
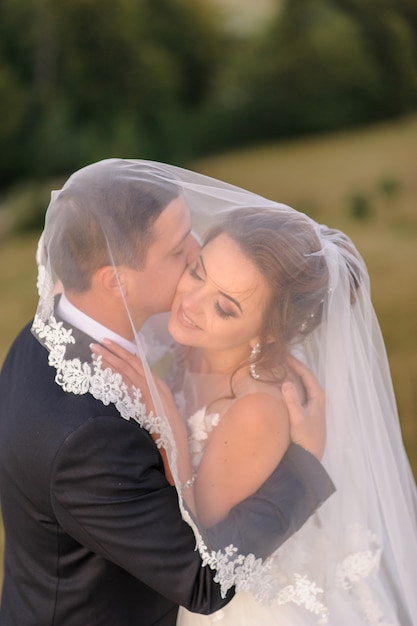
[90,340,168,412]
[90,342,145,387]
[100,339,169,392]
[101,339,147,376]
[99,356,137,388]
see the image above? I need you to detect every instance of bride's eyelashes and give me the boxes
[214,301,236,319]
[188,257,237,319]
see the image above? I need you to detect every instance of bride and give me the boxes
[91,166,417,625]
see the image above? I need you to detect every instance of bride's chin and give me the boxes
[168,321,195,347]
[168,317,184,341]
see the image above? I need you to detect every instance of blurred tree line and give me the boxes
[0,0,416,190]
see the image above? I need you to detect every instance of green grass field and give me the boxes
[1,114,416,588]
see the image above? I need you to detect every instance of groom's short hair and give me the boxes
[45,159,180,292]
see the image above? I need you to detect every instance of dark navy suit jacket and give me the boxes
[0,322,334,625]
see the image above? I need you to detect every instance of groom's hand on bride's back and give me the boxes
[282,356,326,460]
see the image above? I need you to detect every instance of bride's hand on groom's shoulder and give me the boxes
[89,339,181,424]
[90,339,148,390]
[282,356,326,460]
[89,339,163,415]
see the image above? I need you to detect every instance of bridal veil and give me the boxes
[32,158,417,625]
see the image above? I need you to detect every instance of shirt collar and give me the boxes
[56,292,139,355]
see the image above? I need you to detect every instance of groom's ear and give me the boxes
[93,265,127,298]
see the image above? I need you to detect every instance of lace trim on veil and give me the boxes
[33,260,176,443]
[31,313,166,440]
[181,499,390,625]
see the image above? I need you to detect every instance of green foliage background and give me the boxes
[0,0,416,189]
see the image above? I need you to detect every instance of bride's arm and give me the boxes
[90,340,197,513]
[195,393,290,527]
[90,341,334,558]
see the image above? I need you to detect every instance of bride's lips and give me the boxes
[176,304,201,330]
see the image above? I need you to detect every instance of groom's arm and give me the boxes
[204,443,334,559]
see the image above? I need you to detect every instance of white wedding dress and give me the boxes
[176,370,394,626]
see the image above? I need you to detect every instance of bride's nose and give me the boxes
[181,284,205,313]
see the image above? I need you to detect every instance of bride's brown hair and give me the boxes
[204,207,329,384]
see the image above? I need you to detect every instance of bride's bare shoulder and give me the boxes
[222,384,289,434]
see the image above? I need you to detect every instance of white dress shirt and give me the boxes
[56,292,139,354]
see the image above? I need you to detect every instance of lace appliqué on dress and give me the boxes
[187,407,220,469]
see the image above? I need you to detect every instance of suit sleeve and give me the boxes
[204,443,335,559]
[51,415,233,614]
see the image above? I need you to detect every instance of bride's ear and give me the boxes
[250,335,275,350]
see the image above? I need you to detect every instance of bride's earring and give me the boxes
[249,343,261,380]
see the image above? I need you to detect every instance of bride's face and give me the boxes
[168,233,270,358]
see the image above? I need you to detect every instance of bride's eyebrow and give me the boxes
[200,254,243,313]
[220,291,242,313]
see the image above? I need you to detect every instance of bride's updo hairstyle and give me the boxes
[204,207,360,382]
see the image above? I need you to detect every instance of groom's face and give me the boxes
[126,195,200,324]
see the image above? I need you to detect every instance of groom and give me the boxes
[0,159,333,626]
